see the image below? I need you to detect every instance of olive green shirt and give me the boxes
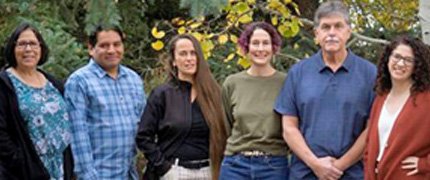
[222,71,289,156]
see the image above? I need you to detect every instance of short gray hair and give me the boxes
[314,1,350,29]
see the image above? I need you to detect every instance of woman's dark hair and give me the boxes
[375,35,430,95]
[164,34,227,179]
[238,21,282,54]
[3,22,49,67]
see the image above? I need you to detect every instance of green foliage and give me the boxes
[84,0,122,35]
[0,0,421,85]
[41,24,87,80]
[180,0,228,17]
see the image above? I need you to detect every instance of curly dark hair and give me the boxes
[375,35,430,95]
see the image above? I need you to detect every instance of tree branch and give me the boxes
[277,52,301,62]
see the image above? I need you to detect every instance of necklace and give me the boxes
[9,68,45,88]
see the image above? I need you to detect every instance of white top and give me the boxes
[376,97,407,161]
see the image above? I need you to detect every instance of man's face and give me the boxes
[315,15,351,54]
[89,30,124,71]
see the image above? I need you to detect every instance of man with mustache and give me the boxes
[274,1,377,180]
[64,25,146,179]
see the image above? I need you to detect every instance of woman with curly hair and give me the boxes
[364,35,430,179]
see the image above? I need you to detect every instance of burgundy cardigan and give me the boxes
[364,91,430,180]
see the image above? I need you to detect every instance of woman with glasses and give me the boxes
[364,35,430,179]
[0,23,73,180]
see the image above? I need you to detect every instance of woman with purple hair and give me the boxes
[219,21,290,180]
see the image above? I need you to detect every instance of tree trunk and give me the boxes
[419,0,430,44]
[294,0,319,22]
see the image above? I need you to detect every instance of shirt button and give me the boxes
[120,96,124,101]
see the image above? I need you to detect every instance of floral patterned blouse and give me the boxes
[8,72,71,180]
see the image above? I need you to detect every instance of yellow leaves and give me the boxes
[271,16,278,26]
[151,40,164,51]
[224,53,235,62]
[151,26,165,51]
[147,0,304,68]
[267,0,292,17]
[205,33,215,39]
[235,46,244,56]
[238,14,253,23]
[277,17,300,38]
[234,45,250,68]
[218,34,229,44]
[151,27,165,39]
[237,57,251,69]
[227,1,254,26]
[189,22,202,29]
[233,2,250,14]
[191,32,203,41]
[268,0,282,9]
[172,17,185,26]
[201,40,215,59]
[177,26,186,34]
[230,34,238,43]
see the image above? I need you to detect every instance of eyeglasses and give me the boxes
[390,53,414,66]
[15,40,40,49]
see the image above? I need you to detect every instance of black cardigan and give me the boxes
[0,70,74,180]
[136,79,195,180]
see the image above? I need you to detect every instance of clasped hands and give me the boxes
[310,156,344,180]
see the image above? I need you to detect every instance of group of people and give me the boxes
[1,1,430,180]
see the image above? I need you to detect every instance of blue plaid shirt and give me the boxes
[65,60,146,180]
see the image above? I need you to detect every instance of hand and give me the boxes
[402,156,419,176]
[310,156,343,180]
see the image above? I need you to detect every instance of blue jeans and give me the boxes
[219,155,289,180]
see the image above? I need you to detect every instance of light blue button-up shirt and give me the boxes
[275,50,377,179]
[65,60,146,180]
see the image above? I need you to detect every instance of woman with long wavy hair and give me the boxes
[364,35,430,179]
[136,34,227,180]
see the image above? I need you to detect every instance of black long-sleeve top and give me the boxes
[135,79,210,179]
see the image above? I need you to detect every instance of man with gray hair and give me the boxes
[274,1,377,179]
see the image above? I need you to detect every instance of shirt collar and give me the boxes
[315,49,355,73]
[89,59,127,79]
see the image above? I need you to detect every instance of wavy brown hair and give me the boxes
[164,34,227,179]
[375,35,430,95]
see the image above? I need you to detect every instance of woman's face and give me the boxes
[248,28,273,66]
[388,44,415,84]
[14,29,41,69]
[173,38,198,81]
